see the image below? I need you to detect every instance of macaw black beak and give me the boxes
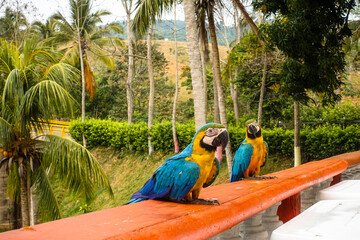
[212,129,229,149]
[249,125,258,135]
[247,123,261,138]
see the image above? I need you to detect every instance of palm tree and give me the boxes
[0,36,113,227]
[172,2,180,153]
[30,19,56,40]
[120,0,135,125]
[0,7,29,43]
[147,22,155,155]
[197,0,233,173]
[133,0,206,131]
[49,0,123,146]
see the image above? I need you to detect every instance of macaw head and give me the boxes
[196,123,229,151]
[167,123,229,161]
[245,120,262,139]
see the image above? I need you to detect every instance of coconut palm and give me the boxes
[0,7,29,43]
[30,19,56,40]
[49,0,123,146]
[0,36,113,227]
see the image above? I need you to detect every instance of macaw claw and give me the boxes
[181,199,220,205]
[240,176,277,180]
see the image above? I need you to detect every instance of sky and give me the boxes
[17,0,185,25]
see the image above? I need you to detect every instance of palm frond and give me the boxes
[92,36,124,49]
[87,45,115,70]
[20,80,75,124]
[132,0,176,38]
[22,35,40,66]
[44,63,80,90]
[33,163,62,220]
[42,135,113,202]
[60,45,80,66]
[2,68,25,111]
[0,39,17,76]
[84,59,96,99]
[90,23,124,40]
[0,117,15,148]
[52,11,76,34]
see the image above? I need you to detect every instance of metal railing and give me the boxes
[30,120,71,139]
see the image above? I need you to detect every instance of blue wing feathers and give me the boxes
[126,158,200,204]
[230,140,254,182]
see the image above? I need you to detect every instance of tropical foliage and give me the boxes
[70,117,360,162]
[0,36,113,226]
[49,0,123,98]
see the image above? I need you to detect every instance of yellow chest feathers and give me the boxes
[186,132,216,189]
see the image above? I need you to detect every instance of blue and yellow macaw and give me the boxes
[230,120,270,182]
[127,123,228,205]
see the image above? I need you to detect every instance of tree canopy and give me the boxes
[255,0,356,104]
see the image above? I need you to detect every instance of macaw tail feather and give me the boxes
[125,176,171,204]
[230,172,244,183]
[124,198,146,205]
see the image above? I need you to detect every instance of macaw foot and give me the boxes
[240,176,277,180]
[180,199,220,205]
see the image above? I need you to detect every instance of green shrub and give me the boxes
[70,118,360,161]
[150,122,173,152]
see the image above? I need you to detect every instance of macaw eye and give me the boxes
[206,128,218,137]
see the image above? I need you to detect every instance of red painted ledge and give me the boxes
[1,151,360,240]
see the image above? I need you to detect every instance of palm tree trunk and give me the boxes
[147,23,154,155]
[126,11,134,125]
[0,156,14,229]
[19,158,29,227]
[208,7,232,174]
[233,7,241,122]
[77,20,87,148]
[294,101,301,167]
[220,6,239,122]
[233,0,266,47]
[29,186,38,226]
[200,42,208,119]
[235,7,241,44]
[183,0,206,131]
[172,5,180,153]
[213,71,220,123]
[256,0,262,24]
[198,14,209,120]
[257,53,267,125]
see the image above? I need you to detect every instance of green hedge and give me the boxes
[70,119,360,162]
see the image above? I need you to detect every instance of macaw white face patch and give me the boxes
[203,128,227,146]
[246,121,261,138]
[205,128,219,137]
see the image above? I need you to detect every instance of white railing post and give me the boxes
[240,211,268,240]
[209,224,243,240]
[262,202,282,239]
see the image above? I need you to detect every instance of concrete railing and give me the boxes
[1,151,360,240]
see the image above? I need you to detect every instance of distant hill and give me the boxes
[116,20,237,46]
